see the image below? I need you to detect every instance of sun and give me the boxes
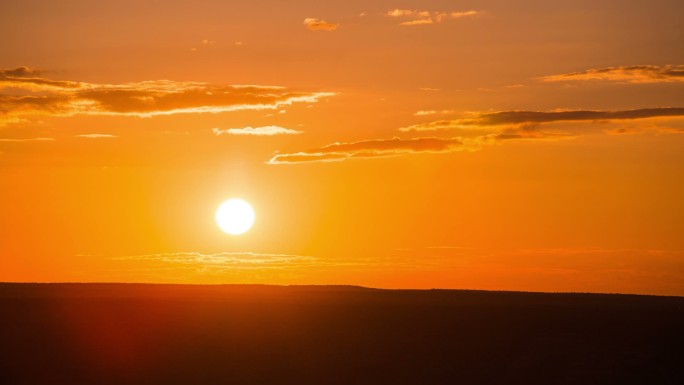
[216,199,255,235]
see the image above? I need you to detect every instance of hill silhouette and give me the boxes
[1,283,682,384]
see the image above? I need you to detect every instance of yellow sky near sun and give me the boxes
[1,0,684,295]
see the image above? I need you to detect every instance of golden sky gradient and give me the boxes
[2,0,684,295]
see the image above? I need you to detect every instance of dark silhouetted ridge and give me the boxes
[1,283,682,385]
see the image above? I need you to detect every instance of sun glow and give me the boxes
[216,199,255,235]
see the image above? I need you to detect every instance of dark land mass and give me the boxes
[1,283,683,384]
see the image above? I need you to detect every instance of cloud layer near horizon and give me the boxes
[114,252,318,271]
[0,67,334,125]
[110,248,684,295]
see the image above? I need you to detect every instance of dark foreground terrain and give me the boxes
[1,284,683,384]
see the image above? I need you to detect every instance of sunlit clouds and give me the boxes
[190,38,215,52]
[540,65,684,84]
[114,252,317,271]
[75,134,117,139]
[212,126,302,136]
[0,66,80,90]
[386,8,479,26]
[270,108,684,164]
[0,67,334,125]
[303,18,338,31]
[109,247,684,295]
[400,108,684,132]
[268,137,473,164]
[414,110,455,116]
[0,137,55,142]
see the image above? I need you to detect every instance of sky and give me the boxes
[1,0,684,295]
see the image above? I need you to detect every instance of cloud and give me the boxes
[447,11,479,19]
[110,251,433,279]
[604,124,684,135]
[401,119,476,132]
[539,65,684,84]
[1,66,41,77]
[401,18,433,26]
[414,110,438,116]
[114,251,317,271]
[212,126,302,136]
[267,152,351,164]
[268,136,473,164]
[387,8,478,26]
[271,107,684,164]
[75,134,117,138]
[320,136,464,152]
[387,9,426,17]
[0,66,335,126]
[414,109,455,116]
[269,130,569,165]
[303,18,338,31]
[400,108,684,132]
[112,248,684,294]
[0,137,55,142]
[478,108,684,125]
[190,39,216,52]
[0,66,80,90]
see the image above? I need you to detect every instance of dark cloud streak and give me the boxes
[540,65,684,83]
[401,108,684,132]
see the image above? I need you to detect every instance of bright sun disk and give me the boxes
[216,199,255,235]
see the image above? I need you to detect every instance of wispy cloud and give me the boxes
[386,8,478,26]
[0,66,80,90]
[0,137,55,142]
[114,251,318,271]
[440,11,479,20]
[212,126,302,136]
[75,134,117,139]
[401,18,433,26]
[271,107,684,164]
[414,109,455,116]
[387,9,428,18]
[268,137,476,164]
[540,65,684,84]
[0,66,334,126]
[400,108,684,132]
[303,18,339,31]
[112,247,684,294]
[108,251,455,285]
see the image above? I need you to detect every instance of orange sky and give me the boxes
[2,0,684,295]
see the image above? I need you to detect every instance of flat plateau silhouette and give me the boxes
[1,283,682,384]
